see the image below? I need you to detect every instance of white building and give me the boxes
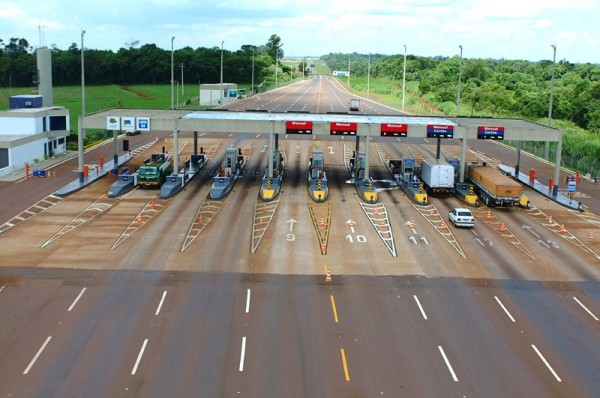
[0,101,70,178]
[199,83,238,106]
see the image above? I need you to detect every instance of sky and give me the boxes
[1,0,599,63]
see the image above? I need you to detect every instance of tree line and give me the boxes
[322,52,600,134]
[0,34,299,90]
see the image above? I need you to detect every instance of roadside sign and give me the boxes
[568,180,576,192]
[330,122,357,136]
[286,120,313,134]
[381,123,408,137]
[477,126,505,140]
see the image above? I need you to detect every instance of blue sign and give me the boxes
[568,181,576,192]
[426,124,454,138]
[137,117,150,131]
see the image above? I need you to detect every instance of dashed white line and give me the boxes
[131,339,149,375]
[438,345,458,382]
[413,295,428,320]
[23,336,52,374]
[494,296,516,322]
[67,287,87,311]
[245,289,251,313]
[155,291,167,315]
[531,344,561,382]
[239,337,247,372]
[573,296,599,321]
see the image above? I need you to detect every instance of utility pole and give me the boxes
[180,63,184,96]
[546,44,557,159]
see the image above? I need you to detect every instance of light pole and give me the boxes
[402,44,407,111]
[347,53,350,87]
[170,36,175,110]
[220,40,224,105]
[251,47,255,95]
[546,44,557,159]
[275,48,279,88]
[79,29,86,183]
[367,52,371,98]
[456,45,463,116]
[180,63,184,96]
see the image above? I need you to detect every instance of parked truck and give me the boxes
[137,153,172,188]
[466,163,526,207]
[419,158,455,196]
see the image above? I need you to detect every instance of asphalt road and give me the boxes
[0,75,599,397]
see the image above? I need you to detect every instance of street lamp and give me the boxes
[347,53,350,87]
[220,40,224,105]
[79,29,86,183]
[251,47,255,95]
[367,52,371,98]
[275,48,279,88]
[456,45,463,116]
[402,44,407,112]
[546,44,557,159]
[180,63,184,96]
[170,36,175,110]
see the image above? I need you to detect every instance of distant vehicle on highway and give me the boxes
[349,98,360,111]
[125,130,141,136]
[448,208,475,228]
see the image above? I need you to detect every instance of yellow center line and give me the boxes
[340,348,350,381]
[330,295,339,323]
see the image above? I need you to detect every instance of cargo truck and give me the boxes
[137,153,172,188]
[349,99,360,111]
[419,158,455,196]
[466,163,526,207]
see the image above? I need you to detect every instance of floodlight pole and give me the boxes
[456,45,463,116]
[546,44,556,159]
[79,29,86,183]
[170,37,175,110]
[402,44,407,112]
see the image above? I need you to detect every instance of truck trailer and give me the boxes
[137,153,172,188]
[466,163,526,207]
[420,158,455,195]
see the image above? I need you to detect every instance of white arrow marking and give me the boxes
[538,240,550,248]
[409,236,417,244]
[483,238,494,247]
[287,218,297,232]
[474,238,485,247]
[419,237,429,245]
[522,225,540,238]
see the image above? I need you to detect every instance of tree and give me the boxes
[266,34,283,61]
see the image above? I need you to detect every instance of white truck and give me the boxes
[420,158,455,195]
[349,98,360,111]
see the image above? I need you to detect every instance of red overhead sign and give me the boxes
[380,123,408,137]
[286,120,313,134]
[330,122,357,136]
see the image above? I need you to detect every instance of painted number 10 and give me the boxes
[345,234,367,243]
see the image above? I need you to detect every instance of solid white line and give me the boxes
[67,287,87,311]
[239,337,247,372]
[245,289,251,313]
[0,285,5,293]
[131,339,149,375]
[531,344,561,382]
[413,295,428,320]
[494,296,516,322]
[23,336,52,374]
[155,291,167,315]
[573,297,599,321]
[438,346,458,382]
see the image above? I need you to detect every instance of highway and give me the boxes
[0,74,599,397]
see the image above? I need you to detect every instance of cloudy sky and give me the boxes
[1,0,599,63]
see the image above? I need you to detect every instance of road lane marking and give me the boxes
[573,296,599,321]
[0,285,5,293]
[531,344,561,382]
[438,346,458,382]
[494,296,516,322]
[23,336,52,374]
[413,295,428,320]
[131,339,148,375]
[155,291,167,315]
[340,348,350,381]
[239,337,247,372]
[330,295,339,323]
[245,289,251,313]
[67,287,87,311]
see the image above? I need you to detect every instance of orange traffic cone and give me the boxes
[320,218,325,227]
[321,243,327,253]
[151,201,156,210]
[560,224,565,234]
[588,231,594,241]
[499,223,506,232]
[375,209,379,216]
[548,215,553,224]
[429,209,434,217]
[325,270,332,283]
[137,214,142,223]
[487,210,492,218]
[440,222,447,230]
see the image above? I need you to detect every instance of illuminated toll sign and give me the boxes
[286,120,313,134]
[477,125,505,140]
[380,123,408,137]
[426,124,454,138]
[330,122,357,136]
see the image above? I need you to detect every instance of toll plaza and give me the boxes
[78,109,567,206]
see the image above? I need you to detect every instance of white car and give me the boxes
[449,208,475,228]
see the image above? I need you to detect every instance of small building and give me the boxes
[199,83,238,106]
[0,98,70,178]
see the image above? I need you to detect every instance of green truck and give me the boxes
[137,153,172,188]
